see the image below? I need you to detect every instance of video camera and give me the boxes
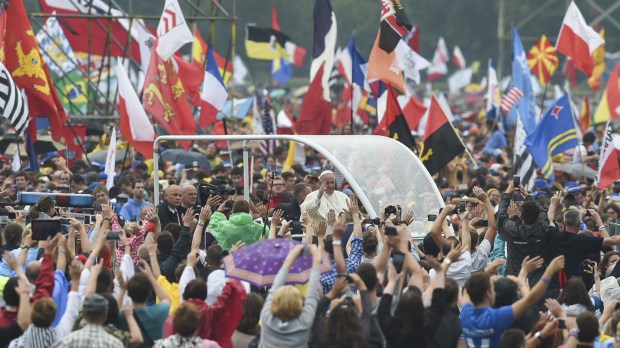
[194,180,236,208]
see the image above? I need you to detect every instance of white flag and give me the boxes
[448,67,473,93]
[11,152,20,173]
[395,40,430,85]
[156,0,193,61]
[105,128,117,190]
[233,56,248,85]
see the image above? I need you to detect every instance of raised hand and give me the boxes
[401,211,414,226]
[207,195,223,209]
[327,209,336,226]
[271,209,283,227]
[318,182,327,199]
[472,186,488,201]
[101,203,113,219]
[332,220,345,239]
[182,208,194,227]
[199,205,212,222]
[521,255,544,275]
[316,220,327,239]
[550,191,562,207]
[231,241,246,253]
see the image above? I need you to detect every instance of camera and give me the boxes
[580,259,596,274]
[458,201,466,213]
[385,205,397,216]
[225,199,235,210]
[290,221,304,231]
[428,214,437,221]
[362,218,382,225]
[194,180,236,208]
[475,220,489,227]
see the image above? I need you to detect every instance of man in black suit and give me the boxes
[157,185,187,229]
[276,183,311,234]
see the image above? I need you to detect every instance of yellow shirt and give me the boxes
[157,275,180,314]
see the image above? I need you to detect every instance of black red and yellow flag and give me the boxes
[373,85,415,149]
[526,34,559,85]
[420,96,465,175]
[245,25,290,61]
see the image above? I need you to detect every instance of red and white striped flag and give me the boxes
[500,86,524,113]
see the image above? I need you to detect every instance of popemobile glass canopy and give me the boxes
[153,135,445,237]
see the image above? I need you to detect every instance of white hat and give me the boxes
[319,170,334,179]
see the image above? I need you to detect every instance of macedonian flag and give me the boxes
[527,34,559,86]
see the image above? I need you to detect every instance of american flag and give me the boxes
[500,86,524,114]
[253,94,277,155]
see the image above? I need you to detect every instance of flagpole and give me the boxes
[538,81,551,118]
[350,34,355,132]
[434,94,477,167]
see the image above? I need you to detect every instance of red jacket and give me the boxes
[164,279,247,348]
[0,253,54,327]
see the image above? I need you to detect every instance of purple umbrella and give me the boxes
[222,239,333,287]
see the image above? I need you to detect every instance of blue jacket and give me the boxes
[119,198,153,221]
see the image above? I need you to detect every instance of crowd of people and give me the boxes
[0,114,617,348]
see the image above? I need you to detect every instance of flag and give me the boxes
[593,64,620,124]
[192,29,233,85]
[173,54,203,106]
[310,0,337,96]
[374,85,415,149]
[420,95,465,175]
[379,0,411,53]
[105,128,117,190]
[511,28,537,133]
[63,123,86,166]
[595,121,620,189]
[55,71,89,114]
[427,37,449,81]
[296,63,332,135]
[486,59,500,119]
[368,31,405,93]
[588,29,606,91]
[580,96,591,133]
[11,147,20,172]
[271,5,281,31]
[0,63,29,136]
[253,95,277,155]
[555,1,605,77]
[35,16,79,77]
[526,34,559,85]
[398,92,426,131]
[245,26,290,60]
[156,0,193,61]
[500,86,524,114]
[5,0,68,141]
[276,109,295,135]
[395,40,430,85]
[452,46,466,69]
[272,6,307,67]
[38,0,144,60]
[143,44,195,149]
[116,61,155,159]
[337,37,368,123]
[525,93,579,181]
[513,116,537,190]
[272,58,292,85]
[200,46,229,129]
[405,25,420,52]
[448,68,473,94]
[233,56,248,85]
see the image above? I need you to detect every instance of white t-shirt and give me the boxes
[430,250,472,287]
[573,144,588,163]
[470,239,492,273]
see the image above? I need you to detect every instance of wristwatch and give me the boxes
[197,221,205,226]
[442,259,452,266]
[20,245,30,249]
[332,240,342,246]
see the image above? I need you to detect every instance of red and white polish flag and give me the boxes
[555,1,605,77]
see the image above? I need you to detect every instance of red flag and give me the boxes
[143,44,196,150]
[555,1,605,77]
[401,93,426,131]
[272,5,281,31]
[296,63,332,135]
[563,57,578,87]
[5,0,68,141]
[211,120,228,148]
[38,0,141,60]
[373,85,415,148]
[63,124,87,166]
[406,25,420,52]
[173,54,203,106]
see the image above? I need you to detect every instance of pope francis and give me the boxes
[300,170,350,221]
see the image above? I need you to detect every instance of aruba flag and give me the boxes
[525,93,579,181]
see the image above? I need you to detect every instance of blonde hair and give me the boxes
[270,285,304,322]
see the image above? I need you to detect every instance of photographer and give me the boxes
[208,200,266,250]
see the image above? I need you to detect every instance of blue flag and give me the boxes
[348,37,367,88]
[525,93,579,181]
[271,57,292,85]
[511,28,537,134]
